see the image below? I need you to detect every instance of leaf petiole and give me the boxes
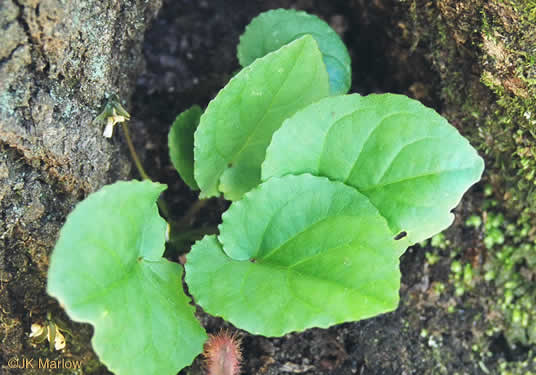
[120,121,150,181]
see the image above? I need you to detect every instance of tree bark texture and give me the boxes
[0,0,161,373]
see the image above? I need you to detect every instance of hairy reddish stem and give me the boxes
[203,330,242,375]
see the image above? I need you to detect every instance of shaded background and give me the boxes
[1,0,535,374]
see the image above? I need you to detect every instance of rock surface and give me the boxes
[0,0,161,373]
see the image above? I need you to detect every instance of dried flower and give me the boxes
[95,95,131,138]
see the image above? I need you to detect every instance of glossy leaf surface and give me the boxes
[237,8,351,95]
[263,94,485,244]
[194,35,329,201]
[186,174,404,336]
[168,105,202,190]
[47,181,207,375]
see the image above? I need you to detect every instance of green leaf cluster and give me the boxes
[186,86,484,335]
[47,8,484,375]
[194,34,329,200]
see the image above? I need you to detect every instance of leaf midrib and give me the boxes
[260,215,354,262]
[233,255,394,309]
[70,262,140,309]
[342,111,428,185]
[223,39,308,169]
[361,167,478,192]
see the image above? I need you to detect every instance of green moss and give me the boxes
[449,259,476,297]
[430,233,450,249]
[498,350,536,375]
[473,0,536,227]
[425,251,440,265]
[417,0,536,230]
[479,200,536,346]
[466,214,482,228]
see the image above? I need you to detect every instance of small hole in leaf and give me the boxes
[394,231,407,240]
[249,258,256,263]
[228,162,233,168]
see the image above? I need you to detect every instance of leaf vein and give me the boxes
[361,167,477,192]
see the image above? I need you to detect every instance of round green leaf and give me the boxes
[168,105,202,190]
[262,94,485,245]
[237,8,351,95]
[47,180,207,375]
[185,174,404,336]
[194,35,329,201]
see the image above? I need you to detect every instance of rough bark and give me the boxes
[0,0,161,373]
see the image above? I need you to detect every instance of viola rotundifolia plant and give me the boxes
[47,9,485,375]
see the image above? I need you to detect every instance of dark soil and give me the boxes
[126,0,530,374]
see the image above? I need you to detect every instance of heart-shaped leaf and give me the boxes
[262,94,485,244]
[185,174,404,336]
[194,35,329,201]
[47,180,207,375]
[169,105,202,190]
[237,8,351,95]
